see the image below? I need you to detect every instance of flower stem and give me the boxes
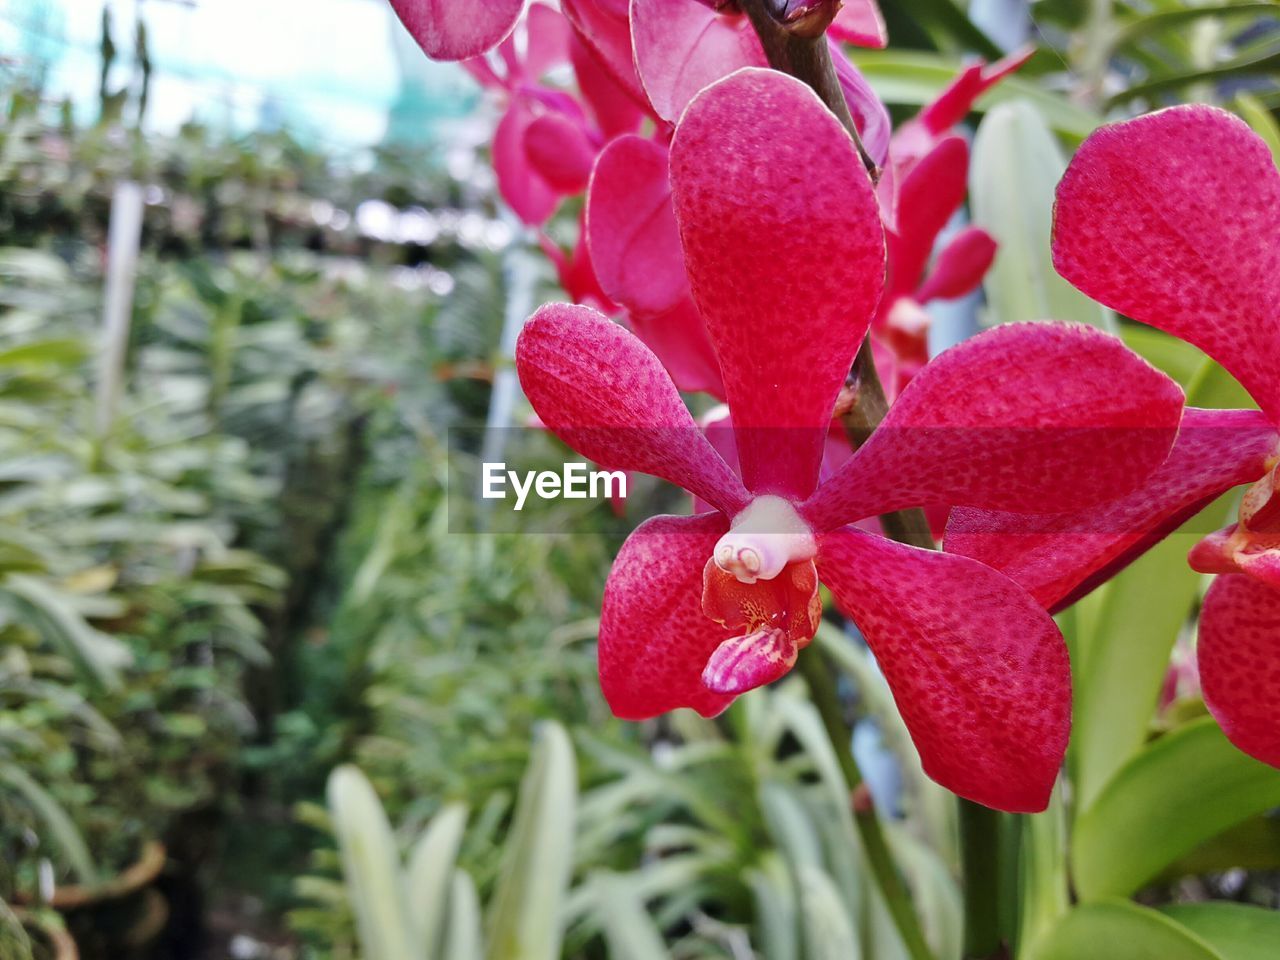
[960,800,1009,960]
[798,651,936,960]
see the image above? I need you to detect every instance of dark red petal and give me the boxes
[600,513,737,719]
[390,0,523,61]
[919,47,1033,135]
[516,303,748,514]
[817,527,1071,812]
[886,135,969,298]
[945,409,1279,611]
[671,68,884,499]
[803,323,1185,530]
[1199,574,1280,768]
[1053,105,1280,422]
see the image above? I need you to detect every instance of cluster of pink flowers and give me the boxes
[391,0,1280,812]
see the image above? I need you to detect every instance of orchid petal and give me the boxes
[919,47,1033,135]
[1053,105,1280,422]
[887,135,969,297]
[671,68,885,499]
[1199,574,1280,768]
[817,526,1070,812]
[945,409,1279,611]
[600,513,738,719]
[390,0,524,61]
[524,112,597,193]
[627,298,725,397]
[829,0,888,48]
[563,0,652,110]
[586,136,689,317]
[524,2,573,79]
[571,33,646,136]
[516,303,748,514]
[803,323,1185,530]
[830,44,891,166]
[495,99,559,225]
[632,0,765,124]
[915,226,998,303]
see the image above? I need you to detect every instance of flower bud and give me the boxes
[766,0,844,38]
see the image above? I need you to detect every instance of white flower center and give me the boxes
[713,495,816,584]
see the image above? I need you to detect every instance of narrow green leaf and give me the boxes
[1029,902,1224,960]
[485,721,577,960]
[1160,903,1280,960]
[797,865,862,960]
[1072,718,1280,901]
[1015,788,1069,955]
[1233,93,1280,165]
[593,873,672,960]
[747,855,800,960]
[405,803,469,960]
[1154,815,1280,882]
[1,576,129,690]
[443,871,484,960]
[970,101,1114,331]
[326,765,418,960]
[0,764,99,886]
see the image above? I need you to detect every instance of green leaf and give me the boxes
[1154,815,1280,882]
[1072,718,1280,901]
[850,51,1100,140]
[0,764,99,886]
[747,855,800,960]
[1028,902,1223,960]
[405,803,468,960]
[326,765,418,960]
[443,871,484,960]
[1234,93,1280,165]
[0,339,88,368]
[797,865,862,960]
[970,101,1114,331]
[1119,327,1210,389]
[1160,903,1280,960]
[484,721,577,960]
[0,575,129,690]
[593,873,672,960]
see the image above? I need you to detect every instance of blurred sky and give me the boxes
[0,0,479,152]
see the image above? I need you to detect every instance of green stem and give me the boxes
[799,652,936,960]
[961,800,1008,960]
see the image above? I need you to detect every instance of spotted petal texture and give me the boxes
[390,0,524,61]
[817,527,1071,812]
[671,68,884,500]
[1054,105,1280,422]
[946,408,1280,610]
[1199,574,1280,768]
[600,513,737,718]
[802,323,1184,530]
[516,304,747,514]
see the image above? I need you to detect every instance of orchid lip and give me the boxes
[713,495,817,584]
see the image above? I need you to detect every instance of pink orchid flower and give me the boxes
[516,69,1185,811]
[946,105,1280,768]
[389,0,524,61]
[463,3,642,225]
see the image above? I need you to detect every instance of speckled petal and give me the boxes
[1199,573,1280,768]
[390,0,524,61]
[817,526,1070,812]
[1054,105,1280,422]
[671,68,884,499]
[516,303,747,514]
[600,513,738,718]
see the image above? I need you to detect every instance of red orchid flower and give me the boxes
[516,69,1185,811]
[389,0,524,61]
[463,3,642,225]
[946,105,1280,768]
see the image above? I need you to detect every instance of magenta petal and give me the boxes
[627,298,725,397]
[563,0,652,110]
[915,226,997,303]
[887,135,969,296]
[671,68,884,499]
[919,47,1033,135]
[1199,574,1280,768]
[495,99,559,225]
[600,513,738,719]
[516,303,748,513]
[1054,105,1280,422]
[945,409,1280,611]
[631,0,766,124]
[524,2,573,79]
[830,43,891,166]
[523,112,597,193]
[804,323,1184,529]
[586,135,688,317]
[571,33,646,136]
[829,0,888,48]
[390,0,523,61]
[817,527,1070,812]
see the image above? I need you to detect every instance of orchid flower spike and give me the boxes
[517,69,1185,812]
